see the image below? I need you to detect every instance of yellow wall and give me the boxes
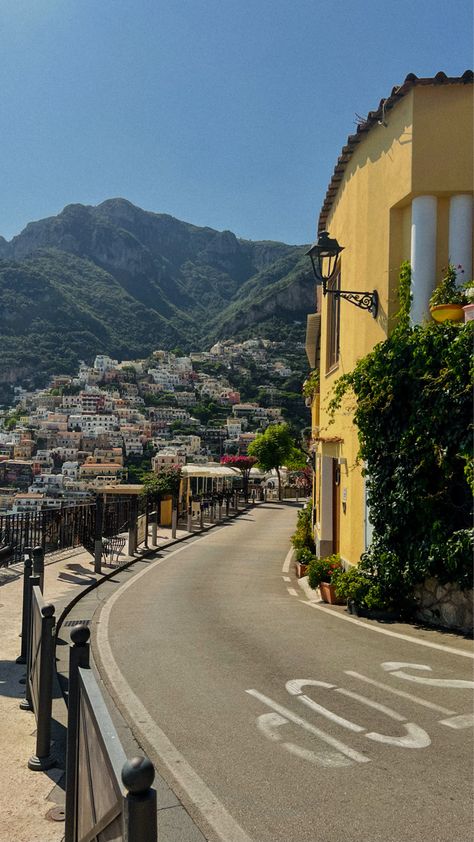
[160,497,172,527]
[313,81,473,566]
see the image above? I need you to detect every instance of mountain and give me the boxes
[0,199,313,389]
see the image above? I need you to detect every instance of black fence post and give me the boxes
[28,600,56,771]
[94,496,104,574]
[19,574,40,711]
[16,551,33,664]
[128,497,138,556]
[122,756,157,842]
[32,545,45,593]
[64,625,91,842]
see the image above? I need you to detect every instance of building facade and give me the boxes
[307,72,473,565]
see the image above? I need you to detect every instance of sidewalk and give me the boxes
[0,523,194,842]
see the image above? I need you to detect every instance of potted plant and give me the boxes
[331,567,400,620]
[429,265,466,323]
[294,546,314,578]
[462,280,474,322]
[307,554,344,604]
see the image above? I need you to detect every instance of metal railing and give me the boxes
[19,571,56,771]
[65,626,157,842]
[0,499,135,567]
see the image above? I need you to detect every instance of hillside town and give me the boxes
[0,340,305,513]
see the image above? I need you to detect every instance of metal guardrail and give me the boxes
[65,626,157,842]
[19,572,56,771]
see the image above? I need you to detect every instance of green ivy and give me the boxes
[329,262,473,597]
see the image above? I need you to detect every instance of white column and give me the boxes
[449,194,473,284]
[410,196,437,324]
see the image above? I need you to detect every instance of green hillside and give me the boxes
[0,199,313,389]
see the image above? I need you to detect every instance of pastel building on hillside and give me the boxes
[306,71,473,565]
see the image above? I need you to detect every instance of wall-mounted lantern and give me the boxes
[306,231,378,318]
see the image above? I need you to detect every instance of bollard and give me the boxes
[32,546,44,593]
[20,574,40,711]
[171,507,177,539]
[218,502,222,522]
[122,756,157,842]
[187,507,192,533]
[200,507,204,531]
[64,625,91,842]
[28,600,56,771]
[225,496,230,517]
[16,552,33,664]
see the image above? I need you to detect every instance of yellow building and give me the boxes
[306,71,473,565]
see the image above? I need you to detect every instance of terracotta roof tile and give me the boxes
[318,71,473,233]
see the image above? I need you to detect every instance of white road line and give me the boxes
[282,547,293,573]
[300,600,474,659]
[96,545,253,842]
[345,671,456,716]
[287,587,298,596]
[246,689,370,764]
[439,713,474,730]
[335,687,406,722]
[282,576,291,582]
[256,713,350,767]
[381,662,474,689]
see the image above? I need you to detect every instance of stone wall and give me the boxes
[413,578,473,633]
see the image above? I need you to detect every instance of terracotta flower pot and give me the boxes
[319,581,345,605]
[462,303,474,323]
[430,303,464,323]
[295,561,308,579]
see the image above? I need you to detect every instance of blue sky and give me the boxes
[1,0,472,244]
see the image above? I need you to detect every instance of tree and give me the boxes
[220,455,257,501]
[248,423,294,500]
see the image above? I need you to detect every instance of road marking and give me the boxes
[97,544,253,842]
[282,547,293,573]
[439,713,474,730]
[365,722,431,749]
[246,688,370,764]
[345,671,456,716]
[257,713,351,768]
[335,687,406,722]
[285,678,429,747]
[282,576,291,582]
[287,587,298,596]
[381,662,474,689]
[300,600,474,659]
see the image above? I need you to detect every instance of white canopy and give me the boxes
[181,464,240,478]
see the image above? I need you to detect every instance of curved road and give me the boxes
[96,503,474,842]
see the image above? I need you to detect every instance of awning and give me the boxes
[181,464,240,478]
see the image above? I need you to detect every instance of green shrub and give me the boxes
[295,547,314,565]
[329,262,473,598]
[290,502,315,553]
[332,567,393,611]
[307,554,342,589]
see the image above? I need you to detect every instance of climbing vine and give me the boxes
[329,262,473,597]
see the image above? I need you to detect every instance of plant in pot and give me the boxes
[332,567,399,619]
[294,546,314,578]
[462,279,474,322]
[429,265,466,323]
[307,554,343,604]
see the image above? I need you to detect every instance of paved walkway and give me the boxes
[0,522,194,842]
[0,504,250,842]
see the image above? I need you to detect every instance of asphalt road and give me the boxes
[97,502,474,842]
